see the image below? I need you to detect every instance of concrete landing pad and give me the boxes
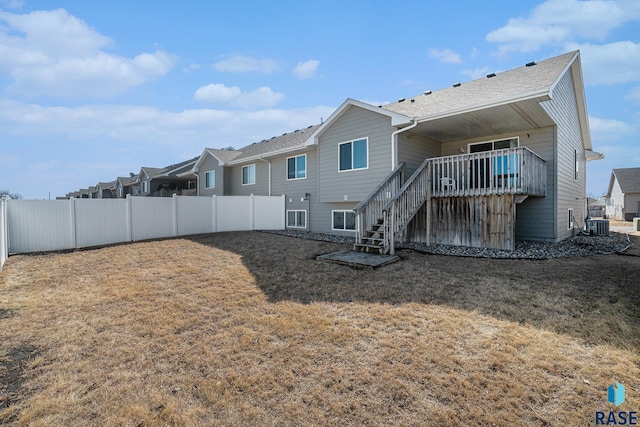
[317,250,400,268]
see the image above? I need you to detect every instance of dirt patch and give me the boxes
[0,346,37,411]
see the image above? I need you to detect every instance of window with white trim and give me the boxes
[339,138,368,171]
[468,137,518,153]
[142,181,148,193]
[242,164,255,186]
[574,150,579,180]
[287,154,306,180]
[332,210,356,231]
[205,170,215,188]
[286,210,307,228]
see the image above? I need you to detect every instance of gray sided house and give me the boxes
[189,126,321,229]
[188,50,600,253]
[115,175,139,198]
[96,181,117,198]
[605,167,640,221]
[321,50,601,253]
[135,157,198,197]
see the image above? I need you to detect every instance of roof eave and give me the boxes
[226,144,313,166]
[305,98,412,146]
[413,90,551,124]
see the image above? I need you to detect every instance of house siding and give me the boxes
[228,161,270,196]
[397,133,441,176]
[197,154,225,197]
[317,106,396,203]
[624,193,640,220]
[542,70,587,240]
[271,149,318,230]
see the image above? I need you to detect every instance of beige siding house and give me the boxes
[605,168,640,221]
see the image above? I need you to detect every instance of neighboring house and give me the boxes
[186,50,601,253]
[135,157,198,197]
[96,181,117,198]
[605,167,640,221]
[115,175,139,198]
[88,186,99,199]
[588,196,605,218]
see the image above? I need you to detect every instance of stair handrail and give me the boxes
[354,163,405,246]
[382,158,432,254]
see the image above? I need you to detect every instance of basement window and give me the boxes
[286,210,307,228]
[332,210,356,231]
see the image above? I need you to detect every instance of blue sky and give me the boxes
[0,0,638,199]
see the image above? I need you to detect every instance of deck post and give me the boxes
[426,162,431,246]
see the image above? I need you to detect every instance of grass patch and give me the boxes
[0,231,638,426]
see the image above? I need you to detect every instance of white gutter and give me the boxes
[259,157,272,196]
[391,120,418,170]
[226,145,311,166]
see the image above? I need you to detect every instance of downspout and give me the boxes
[391,119,419,170]
[259,157,272,196]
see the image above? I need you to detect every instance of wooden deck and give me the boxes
[429,147,546,198]
[354,148,547,254]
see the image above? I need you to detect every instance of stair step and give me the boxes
[354,243,384,254]
[361,237,384,243]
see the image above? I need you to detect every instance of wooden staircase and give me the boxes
[354,159,432,255]
[353,164,404,254]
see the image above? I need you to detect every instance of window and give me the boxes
[568,208,574,230]
[574,150,579,180]
[339,138,368,171]
[142,181,148,193]
[286,210,307,228]
[205,170,215,188]
[242,164,255,186]
[287,154,306,180]
[332,210,356,231]
[468,137,518,153]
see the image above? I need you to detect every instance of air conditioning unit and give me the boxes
[586,219,610,236]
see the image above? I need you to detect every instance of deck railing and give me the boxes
[354,163,404,247]
[382,159,431,254]
[429,147,546,198]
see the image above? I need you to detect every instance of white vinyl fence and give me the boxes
[3,195,285,259]
[0,198,8,270]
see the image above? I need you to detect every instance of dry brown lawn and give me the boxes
[0,231,638,426]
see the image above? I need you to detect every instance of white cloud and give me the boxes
[589,115,633,140]
[462,67,491,80]
[212,54,280,74]
[624,86,640,103]
[0,9,178,98]
[292,60,319,79]
[194,83,242,103]
[567,41,640,85]
[182,63,200,73]
[194,83,284,109]
[0,0,24,9]
[486,0,640,55]
[428,48,462,64]
[0,99,334,148]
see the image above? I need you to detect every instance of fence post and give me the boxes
[126,195,133,242]
[281,194,286,230]
[212,195,217,233]
[250,194,255,231]
[70,197,78,249]
[172,194,178,237]
[0,198,6,271]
